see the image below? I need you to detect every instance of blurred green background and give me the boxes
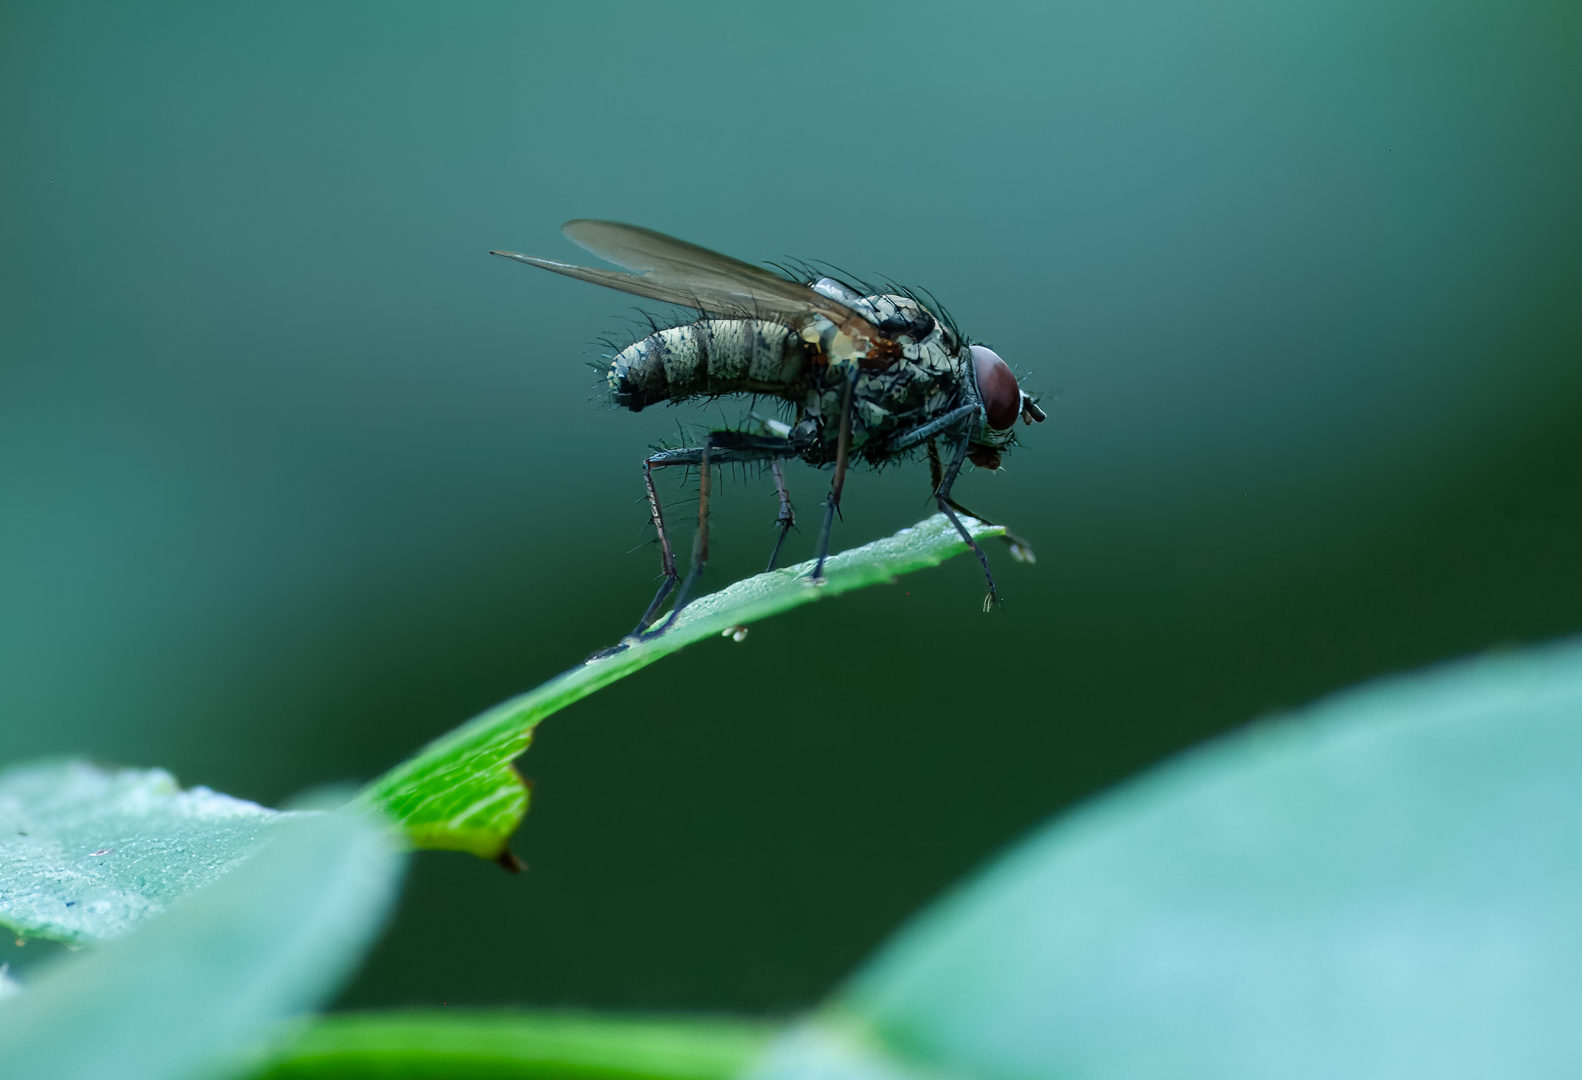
[2,0,1578,1013]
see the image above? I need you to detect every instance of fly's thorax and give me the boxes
[856,298,969,449]
[607,318,811,411]
[800,288,961,378]
[794,346,969,463]
[783,285,978,461]
[802,285,961,368]
[857,353,959,431]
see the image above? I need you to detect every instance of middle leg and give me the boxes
[766,459,796,572]
[810,370,858,583]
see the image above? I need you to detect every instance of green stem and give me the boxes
[255,1009,778,1080]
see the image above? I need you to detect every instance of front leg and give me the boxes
[933,436,1001,610]
[927,439,1035,564]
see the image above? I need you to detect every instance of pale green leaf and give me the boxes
[359,514,1001,859]
[0,760,288,943]
[752,638,1582,1080]
[0,809,404,1080]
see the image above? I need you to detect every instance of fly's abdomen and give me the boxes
[608,319,809,411]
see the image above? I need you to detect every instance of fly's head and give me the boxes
[967,344,1046,470]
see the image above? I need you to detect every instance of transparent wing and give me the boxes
[491,220,881,336]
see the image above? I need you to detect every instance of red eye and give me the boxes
[971,345,1021,430]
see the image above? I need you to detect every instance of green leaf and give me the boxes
[359,514,1002,859]
[256,1009,776,1080]
[0,809,404,1080]
[750,638,1582,1080]
[0,759,289,943]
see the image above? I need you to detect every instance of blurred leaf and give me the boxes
[750,638,1582,1080]
[256,1009,776,1080]
[0,760,288,943]
[359,514,1002,860]
[0,809,404,1080]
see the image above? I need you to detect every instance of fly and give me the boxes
[491,221,1045,641]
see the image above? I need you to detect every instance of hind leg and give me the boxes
[627,457,682,637]
[629,434,796,639]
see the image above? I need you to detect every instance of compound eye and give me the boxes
[971,345,1021,430]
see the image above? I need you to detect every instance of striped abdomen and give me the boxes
[608,319,811,411]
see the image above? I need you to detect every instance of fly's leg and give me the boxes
[631,458,680,636]
[935,436,1001,610]
[810,371,858,583]
[926,438,1035,565]
[941,498,1035,564]
[628,433,796,640]
[658,438,715,635]
[766,459,796,572]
